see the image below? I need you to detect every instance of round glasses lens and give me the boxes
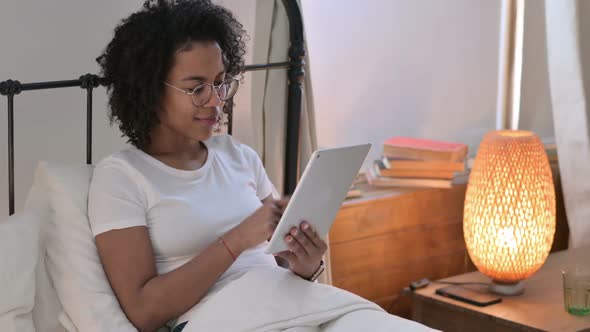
[191,84,213,107]
[219,79,239,101]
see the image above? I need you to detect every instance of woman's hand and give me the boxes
[275,221,328,280]
[225,197,289,254]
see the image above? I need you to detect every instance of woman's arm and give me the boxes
[95,199,282,332]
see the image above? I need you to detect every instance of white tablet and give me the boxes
[265,143,371,254]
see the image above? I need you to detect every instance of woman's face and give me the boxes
[158,41,226,144]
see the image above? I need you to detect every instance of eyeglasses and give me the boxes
[163,77,240,107]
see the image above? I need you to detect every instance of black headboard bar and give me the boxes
[86,89,94,165]
[0,80,21,215]
[18,79,85,91]
[282,0,305,196]
[243,62,291,71]
[7,94,15,216]
[79,74,101,165]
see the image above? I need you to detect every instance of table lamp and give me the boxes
[463,130,556,295]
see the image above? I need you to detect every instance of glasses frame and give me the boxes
[163,76,241,107]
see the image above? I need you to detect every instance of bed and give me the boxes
[0,1,436,331]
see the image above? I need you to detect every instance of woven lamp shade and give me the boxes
[464,130,556,288]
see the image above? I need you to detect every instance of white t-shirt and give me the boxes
[88,134,278,293]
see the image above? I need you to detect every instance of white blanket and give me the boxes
[180,266,437,332]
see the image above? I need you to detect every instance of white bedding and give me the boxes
[180,266,437,332]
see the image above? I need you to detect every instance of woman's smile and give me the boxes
[193,116,218,127]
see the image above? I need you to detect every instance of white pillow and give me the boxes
[39,162,137,332]
[24,164,69,332]
[0,211,39,332]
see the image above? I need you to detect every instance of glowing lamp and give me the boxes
[463,130,556,295]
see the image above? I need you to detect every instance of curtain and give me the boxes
[545,0,590,248]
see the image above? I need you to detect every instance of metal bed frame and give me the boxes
[0,0,305,216]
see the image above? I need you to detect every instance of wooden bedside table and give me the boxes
[412,245,590,332]
[327,184,474,318]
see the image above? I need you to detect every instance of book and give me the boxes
[381,157,465,173]
[346,188,363,199]
[366,165,453,189]
[374,160,457,179]
[383,137,468,162]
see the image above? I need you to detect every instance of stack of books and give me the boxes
[366,136,469,189]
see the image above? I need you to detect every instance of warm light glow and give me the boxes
[464,130,556,284]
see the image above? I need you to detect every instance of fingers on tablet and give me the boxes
[301,221,325,249]
[286,234,307,257]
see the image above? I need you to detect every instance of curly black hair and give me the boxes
[96,0,246,149]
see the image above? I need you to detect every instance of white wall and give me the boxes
[301,0,502,168]
[0,0,256,217]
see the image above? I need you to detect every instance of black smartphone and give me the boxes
[435,285,502,307]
